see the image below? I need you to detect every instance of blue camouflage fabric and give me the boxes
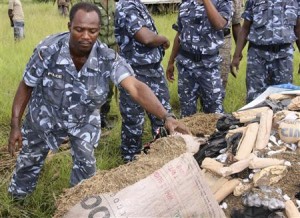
[115,0,171,162]
[8,32,134,197]
[243,0,300,103]
[175,0,232,115]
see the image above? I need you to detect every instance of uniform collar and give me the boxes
[56,35,99,72]
[56,35,72,65]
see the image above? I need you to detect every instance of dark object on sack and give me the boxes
[295,191,300,200]
[193,131,227,166]
[216,114,242,131]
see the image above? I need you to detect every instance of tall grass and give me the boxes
[1,1,300,217]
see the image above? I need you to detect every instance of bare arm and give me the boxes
[202,0,227,30]
[294,18,300,51]
[8,9,14,26]
[8,80,33,156]
[231,19,251,70]
[166,32,180,82]
[232,23,241,43]
[134,27,170,50]
[120,76,190,134]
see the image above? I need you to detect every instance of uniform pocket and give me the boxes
[42,71,65,108]
[253,1,268,28]
[84,74,109,111]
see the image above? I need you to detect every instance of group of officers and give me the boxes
[6,0,300,201]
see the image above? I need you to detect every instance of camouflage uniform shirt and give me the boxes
[176,0,232,68]
[23,32,134,151]
[242,0,300,103]
[243,0,299,46]
[115,0,165,77]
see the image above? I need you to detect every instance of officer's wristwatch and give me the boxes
[163,112,177,123]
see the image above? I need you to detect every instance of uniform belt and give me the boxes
[249,42,291,52]
[131,62,161,70]
[223,28,231,37]
[179,47,218,62]
[179,47,203,62]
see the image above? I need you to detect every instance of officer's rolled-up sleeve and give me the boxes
[123,3,146,37]
[111,55,135,85]
[218,0,233,28]
[242,0,254,21]
[23,49,46,87]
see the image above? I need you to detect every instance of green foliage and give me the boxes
[1,1,300,217]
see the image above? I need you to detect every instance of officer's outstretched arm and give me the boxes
[120,76,191,135]
[8,80,33,157]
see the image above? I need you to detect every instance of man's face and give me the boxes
[68,9,100,55]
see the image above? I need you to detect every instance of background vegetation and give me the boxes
[0,1,300,217]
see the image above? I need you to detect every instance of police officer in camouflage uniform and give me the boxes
[219,0,242,88]
[7,2,189,199]
[94,0,118,128]
[166,0,232,117]
[115,0,172,162]
[231,0,300,103]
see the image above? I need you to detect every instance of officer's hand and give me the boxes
[230,56,241,78]
[166,62,175,82]
[230,65,239,78]
[8,126,22,157]
[164,118,191,135]
[162,40,170,50]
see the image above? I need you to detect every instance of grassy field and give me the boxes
[1,1,300,217]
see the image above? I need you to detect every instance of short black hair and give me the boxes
[69,2,101,24]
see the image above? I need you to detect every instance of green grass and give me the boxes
[1,2,300,217]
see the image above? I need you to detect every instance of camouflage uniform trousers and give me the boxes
[246,47,293,103]
[8,121,98,198]
[176,62,225,117]
[219,35,231,89]
[119,72,171,162]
